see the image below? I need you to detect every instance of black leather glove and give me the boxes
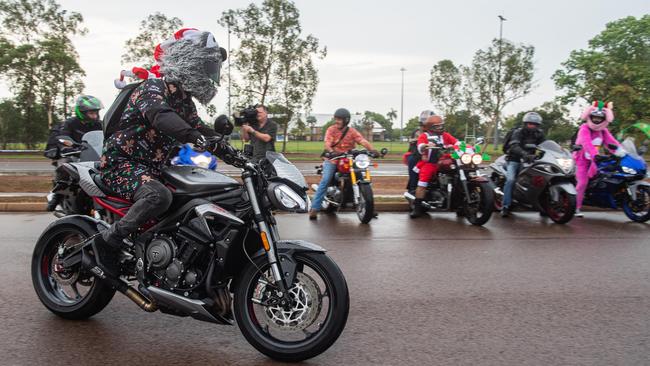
[524,154,536,163]
[369,150,380,158]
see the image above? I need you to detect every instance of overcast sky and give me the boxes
[3,0,649,126]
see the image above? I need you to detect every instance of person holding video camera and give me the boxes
[240,104,278,162]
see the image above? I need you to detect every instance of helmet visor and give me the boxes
[205,59,222,85]
[591,115,605,124]
[432,123,444,132]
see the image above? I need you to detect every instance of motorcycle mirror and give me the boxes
[572,144,583,152]
[213,114,234,136]
[380,148,389,156]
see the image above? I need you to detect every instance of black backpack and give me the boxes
[502,127,519,154]
[103,82,142,138]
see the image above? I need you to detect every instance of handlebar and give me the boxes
[324,149,383,159]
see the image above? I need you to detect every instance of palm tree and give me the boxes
[387,108,397,124]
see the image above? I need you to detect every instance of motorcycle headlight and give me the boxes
[190,154,212,169]
[355,154,371,169]
[556,158,574,174]
[460,153,472,165]
[471,154,483,165]
[622,166,637,175]
[267,182,308,213]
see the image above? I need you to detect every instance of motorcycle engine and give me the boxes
[145,234,204,289]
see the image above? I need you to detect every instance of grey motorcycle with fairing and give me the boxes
[490,140,578,224]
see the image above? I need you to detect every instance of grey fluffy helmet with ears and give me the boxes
[160,31,227,105]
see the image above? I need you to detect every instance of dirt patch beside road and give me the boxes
[0,176,52,192]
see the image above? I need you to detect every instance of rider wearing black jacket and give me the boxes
[91,29,228,278]
[46,96,103,212]
[502,112,546,217]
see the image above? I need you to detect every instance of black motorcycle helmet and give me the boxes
[213,114,234,135]
[333,108,351,127]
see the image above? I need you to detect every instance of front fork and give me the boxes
[350,168,370,205]
[243,174,289,294]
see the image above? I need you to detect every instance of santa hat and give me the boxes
[115,27,217,89]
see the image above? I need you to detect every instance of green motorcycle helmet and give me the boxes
[74,95,103,122]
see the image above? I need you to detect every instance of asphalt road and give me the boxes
[2,212,650,365]
[0,160,408,176]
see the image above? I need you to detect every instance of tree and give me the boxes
[402,116,420,138]
[504,101,577,143]
[363,111,392,137]
[463,38,535,147]
[0,0,86,145]
[445,110,482,140]
[219,0,326,152]
[0,99,23,148]
[429,59,463,116]
[321,118,335,138]
[306,115,317,140]
[387,108,397,125]
[290,117,307,140]
[553,15,650,134]
[122,12,183,67]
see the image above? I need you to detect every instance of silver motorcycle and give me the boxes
[490,140,578,224]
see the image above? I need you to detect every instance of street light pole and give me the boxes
[495,15,506,149]
[400,67,406,142]
[227,16,232,118]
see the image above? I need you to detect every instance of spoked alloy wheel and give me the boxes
[31,225,115,319]
[464,183,494,226]
[623,185,650,223]
[541,188,576,224]
[234,252,349,362]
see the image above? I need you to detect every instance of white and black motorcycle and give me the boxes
[490,140,578,224]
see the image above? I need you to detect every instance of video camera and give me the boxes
[233,106,259,127]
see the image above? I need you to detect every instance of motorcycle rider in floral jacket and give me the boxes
[93,29,229,277]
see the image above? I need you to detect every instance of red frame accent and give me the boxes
[93,196,132,218]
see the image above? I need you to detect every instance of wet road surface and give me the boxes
[1,212,649,365]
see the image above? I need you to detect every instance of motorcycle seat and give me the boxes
[92,172,122,197]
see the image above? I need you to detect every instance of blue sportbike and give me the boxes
[583,138,650,222]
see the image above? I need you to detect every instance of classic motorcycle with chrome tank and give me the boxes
[403,138,495,226]
[31,129,349,362]
[312,148,388,224]
[489,140,578,224]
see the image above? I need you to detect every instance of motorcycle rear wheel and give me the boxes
[31,222,115,320]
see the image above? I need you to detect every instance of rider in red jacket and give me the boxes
[411,115,459,218]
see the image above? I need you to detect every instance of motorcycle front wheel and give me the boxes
[234,252,349,362]
[355,183,375,224]
[464,182,494,226]
[622,185,650,223]
[540,188,576,224]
